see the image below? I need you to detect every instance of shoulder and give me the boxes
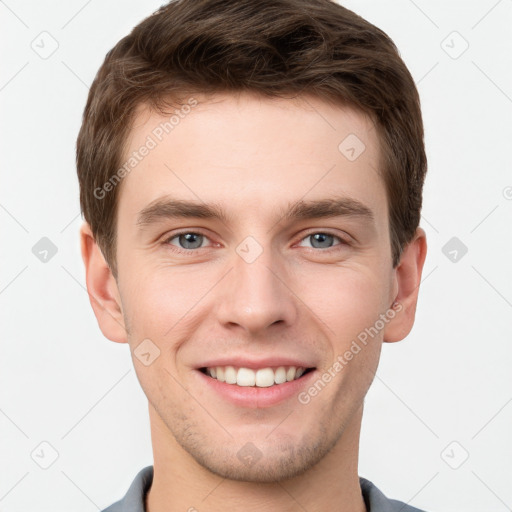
[101,466,154,512]
[359,477,428,512]
[101,502,122,512]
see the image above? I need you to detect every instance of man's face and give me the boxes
[113,92,399,481]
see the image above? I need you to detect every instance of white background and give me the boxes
[1,1,511,511]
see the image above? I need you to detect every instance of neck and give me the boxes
[146,403,366,512]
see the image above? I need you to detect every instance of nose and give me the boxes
[215,244,297,335]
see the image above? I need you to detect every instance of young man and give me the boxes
[77,0,428,510]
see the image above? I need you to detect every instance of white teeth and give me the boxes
[274,366,287,384]
[255,368,275,387]
[224,365,237,384]
[237,367,256,387]
[205,365,310,387]
[286,366,296,381]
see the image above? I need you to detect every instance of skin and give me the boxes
[80,91,427,512]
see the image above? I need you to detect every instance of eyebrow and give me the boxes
[136,195,375,229]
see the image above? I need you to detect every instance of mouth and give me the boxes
[198,365,316,388]
[194,357,319,408]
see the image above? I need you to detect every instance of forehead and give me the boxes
[117,92,386,227]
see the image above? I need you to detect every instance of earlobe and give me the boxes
[383,227,427,343]
[79,222,128,343]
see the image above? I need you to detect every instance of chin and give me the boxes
[177,429,337,483]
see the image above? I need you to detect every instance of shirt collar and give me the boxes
[106,465,425,512]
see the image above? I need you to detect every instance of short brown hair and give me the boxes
[77,0,426,277]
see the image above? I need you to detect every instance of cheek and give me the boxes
[120,250,391,352]
[300,265,387,343]
[124,272,194,397]
[121,265,203,336]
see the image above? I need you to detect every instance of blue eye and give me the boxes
[298,232,347,250]
[166,232,210,251]
[163,230,349,255]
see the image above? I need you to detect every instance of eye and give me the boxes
[164,231,212,251]
[297,232,348,250]
[162,230,349,254]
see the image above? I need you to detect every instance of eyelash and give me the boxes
[162,230,350,255]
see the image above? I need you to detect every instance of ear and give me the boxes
[383,227,427,343]
[79,221,128,343]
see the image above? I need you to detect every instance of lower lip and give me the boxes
[195,369,317,408]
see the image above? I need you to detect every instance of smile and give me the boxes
[200,365,315,387]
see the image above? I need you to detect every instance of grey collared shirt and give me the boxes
[102,466,427,512]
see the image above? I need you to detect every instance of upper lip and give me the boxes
[197,356,317,370]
